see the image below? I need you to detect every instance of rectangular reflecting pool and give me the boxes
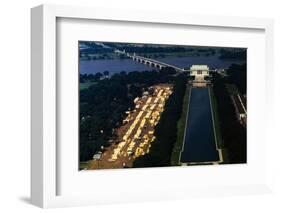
[180,87,219,163]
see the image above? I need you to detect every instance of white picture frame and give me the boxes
[31,4,274,208]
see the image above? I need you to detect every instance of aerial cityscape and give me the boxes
[79,41,247,170]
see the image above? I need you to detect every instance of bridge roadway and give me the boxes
[128,54,186,72]
[126,53,220,73]
[114,48,220,73]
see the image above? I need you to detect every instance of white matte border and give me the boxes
[31,4,274,208]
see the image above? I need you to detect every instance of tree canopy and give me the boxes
[79,69,178,161]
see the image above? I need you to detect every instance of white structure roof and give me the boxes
[190,65,209,71]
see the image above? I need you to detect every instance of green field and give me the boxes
[79,161,89,170]
[80,82,97,90]
[170,85,190,166]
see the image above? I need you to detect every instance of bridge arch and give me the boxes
[126,53,183,72]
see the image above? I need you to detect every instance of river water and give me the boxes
[180,88,219,163]
[79,55,245,75]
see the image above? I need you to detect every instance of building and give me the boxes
[190,65,210,78]
[189,65,210,87]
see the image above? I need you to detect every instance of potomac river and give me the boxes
[79,55,245,75]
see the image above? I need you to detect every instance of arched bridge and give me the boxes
[114,49,220,73]
[127,53,185,72]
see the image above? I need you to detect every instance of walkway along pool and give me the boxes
[180,87,220,164]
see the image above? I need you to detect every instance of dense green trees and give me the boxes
[227,63,247,94]
[79,41,113,57]
[219,48,247,60]
[80,73,103,82]
[133,74,187,167]
[80,79,131,161]
[212,71,246,163]
[79,69,177,161]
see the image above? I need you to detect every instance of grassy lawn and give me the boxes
[79,161,89,170]
[209,86,229,163]
[170,85,191,166]
[80,82,97,91]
